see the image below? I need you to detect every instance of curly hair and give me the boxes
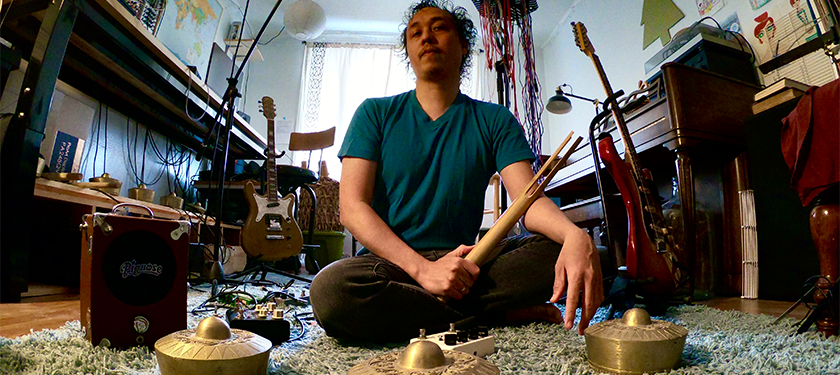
[398,0,478,80]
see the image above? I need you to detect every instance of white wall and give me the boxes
[537,0,812,150]
[240,35,307,157]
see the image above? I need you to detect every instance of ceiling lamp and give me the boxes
[284,0,327,41]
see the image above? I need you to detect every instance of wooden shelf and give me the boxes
[34,178,213,225]
[1,0,264,301]
[1,0,268,159]
[193,180,258,190]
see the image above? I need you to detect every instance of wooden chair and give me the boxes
[277,127,336,273]
[484,174,501,222]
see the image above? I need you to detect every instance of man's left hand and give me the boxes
[549,229,604,334]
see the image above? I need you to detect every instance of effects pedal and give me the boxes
[226,302,290,346]
[410,324,495,358]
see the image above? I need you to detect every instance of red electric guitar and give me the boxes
[572,22,681,296]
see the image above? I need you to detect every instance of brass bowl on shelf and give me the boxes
[159,192,184,210]
[41,172,84,182]
[128,184,155,203]
[73,173,122,196]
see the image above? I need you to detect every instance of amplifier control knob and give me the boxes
[134,316,150,334]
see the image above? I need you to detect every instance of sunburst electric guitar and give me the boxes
[572,22,681,296]
[240,97,303,261]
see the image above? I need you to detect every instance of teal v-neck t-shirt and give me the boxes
[338,90,534,252]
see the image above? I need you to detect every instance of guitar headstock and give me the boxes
[571,22,595,57]
[259,96,276,119]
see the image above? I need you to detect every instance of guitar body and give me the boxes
[239,98,305,262]
[599,134,678,295]
[241,180,303,261]
[571,22,681,298]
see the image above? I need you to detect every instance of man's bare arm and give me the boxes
[499,160,604,334]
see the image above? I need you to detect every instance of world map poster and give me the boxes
[157,0,223,80]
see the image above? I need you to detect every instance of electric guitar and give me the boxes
[572,22,681,296]
[240,97,303,261]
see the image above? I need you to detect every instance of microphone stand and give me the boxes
[196,0,286,295]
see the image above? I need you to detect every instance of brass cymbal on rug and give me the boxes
[348,330,499,375]
[155,316,271,375]
[584,308,688,374]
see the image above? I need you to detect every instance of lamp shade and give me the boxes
[546,91,572,114]
[284,0,326,41]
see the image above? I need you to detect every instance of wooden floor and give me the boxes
[0,284,813,339]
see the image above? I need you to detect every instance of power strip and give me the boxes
[410,325,495,358]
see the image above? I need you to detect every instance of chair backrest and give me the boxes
[289,127,336,151]
[484,174,501,222]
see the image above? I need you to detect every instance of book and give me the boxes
[752,87,806,115]
[754,78,812,102]
[49,131,85,173]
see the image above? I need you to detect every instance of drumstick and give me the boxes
[440,131,583,302]
[466,132,582,266]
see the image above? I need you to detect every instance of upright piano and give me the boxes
[546,63,760,298]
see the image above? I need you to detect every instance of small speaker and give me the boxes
[80,213,190,348]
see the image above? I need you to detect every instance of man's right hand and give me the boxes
[414,245,480,300]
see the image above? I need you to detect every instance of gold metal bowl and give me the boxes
[77,173,122,195]
[128,184,155,203]
[154,316,272,375]
[584,308,687,374]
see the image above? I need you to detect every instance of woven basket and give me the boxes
[299,176,343,232]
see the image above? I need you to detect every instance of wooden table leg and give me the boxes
[810,203,839,337]
[676,148,696,302]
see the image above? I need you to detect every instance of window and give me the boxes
[295,42,493,180]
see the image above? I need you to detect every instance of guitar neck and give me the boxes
[588,53,644,182]
[265,119,277,201]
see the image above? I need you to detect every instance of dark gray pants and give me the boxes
[309,233,562,343]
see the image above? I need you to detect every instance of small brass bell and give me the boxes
[348,329,499,375]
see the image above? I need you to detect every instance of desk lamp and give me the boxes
[546,84,599,115]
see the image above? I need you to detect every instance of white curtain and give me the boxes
[296,42,494,180]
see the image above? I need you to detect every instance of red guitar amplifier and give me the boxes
[80,208,190,348]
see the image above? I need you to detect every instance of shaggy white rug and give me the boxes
[2,283,838,375]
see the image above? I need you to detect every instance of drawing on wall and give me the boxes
[641,0,686,49]
[749,0,772,10]
[721,12,743,34]
[744,0,822,64]
[752,11,777,57]
[156,0,222,78]
[696,0,725,16]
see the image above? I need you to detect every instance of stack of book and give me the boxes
[752,78,812,114]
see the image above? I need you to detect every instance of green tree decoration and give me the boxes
[641,0,685,49]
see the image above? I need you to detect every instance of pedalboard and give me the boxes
[410,324,495,358]
[226,302,290,346]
